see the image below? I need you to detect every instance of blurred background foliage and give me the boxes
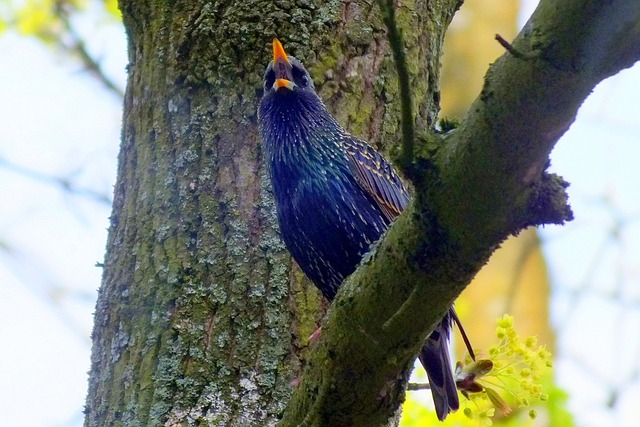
[0,0,122,96]
[1,0,639,426]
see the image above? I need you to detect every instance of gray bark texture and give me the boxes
[84,0,640,426]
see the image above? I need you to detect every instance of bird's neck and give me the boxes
[264,99,348,177]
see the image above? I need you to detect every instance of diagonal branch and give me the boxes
[279,0,640,426]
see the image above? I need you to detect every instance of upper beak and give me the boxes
[272,39,294,90]
[273,39,290,65]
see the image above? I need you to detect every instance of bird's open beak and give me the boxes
[272,39,294,90]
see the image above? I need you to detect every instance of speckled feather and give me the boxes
[258,42,459,420]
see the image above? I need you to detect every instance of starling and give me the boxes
[259,39,463,421]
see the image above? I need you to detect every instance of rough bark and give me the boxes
[85,0,443,426]
[84,0,640,427]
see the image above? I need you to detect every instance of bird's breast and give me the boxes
[269,154,388,296]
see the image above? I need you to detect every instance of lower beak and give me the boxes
[274,78,295,90]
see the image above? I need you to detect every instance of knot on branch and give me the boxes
[522,172,573,229]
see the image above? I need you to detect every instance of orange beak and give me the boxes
[275,78,295,90]
[273,39,290,64]
[272,39,294,90]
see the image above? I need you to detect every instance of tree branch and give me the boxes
[280,0,640,425]
[377,0,415,174]
[0,156,112,205]
[55,3,125,98]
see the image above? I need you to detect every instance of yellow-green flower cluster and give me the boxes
[462,403,496,426]
[457,314,553,424]
[491,315,552,402]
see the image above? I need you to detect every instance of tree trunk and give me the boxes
[85,0,640,426]
[84,1,447,425]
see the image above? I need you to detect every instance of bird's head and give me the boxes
[258,39,341,158]
[262,39,315,96]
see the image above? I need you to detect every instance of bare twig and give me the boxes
[495,34,541,60]
[407,382,432,391]
[55,3,125,98]
[0,156,112,205]
[377,0,415,174]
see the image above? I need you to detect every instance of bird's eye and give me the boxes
[292,66,309,87]
[264,69,275,91]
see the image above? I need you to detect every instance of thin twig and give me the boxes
[56,4,125,98]
[495,34,541,60]
[407,382,431,391]
[0,156,112,205]
[377,0,415,175]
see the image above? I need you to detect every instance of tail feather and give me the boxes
[418,308,458,421]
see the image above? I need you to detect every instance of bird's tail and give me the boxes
[418,308,459,421]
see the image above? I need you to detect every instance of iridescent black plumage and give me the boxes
[258,39,460,420]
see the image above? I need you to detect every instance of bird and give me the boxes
[258,38,468,421]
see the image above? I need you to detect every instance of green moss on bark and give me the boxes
[86,1,343,425]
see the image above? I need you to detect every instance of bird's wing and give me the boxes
[342,135,410,221]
